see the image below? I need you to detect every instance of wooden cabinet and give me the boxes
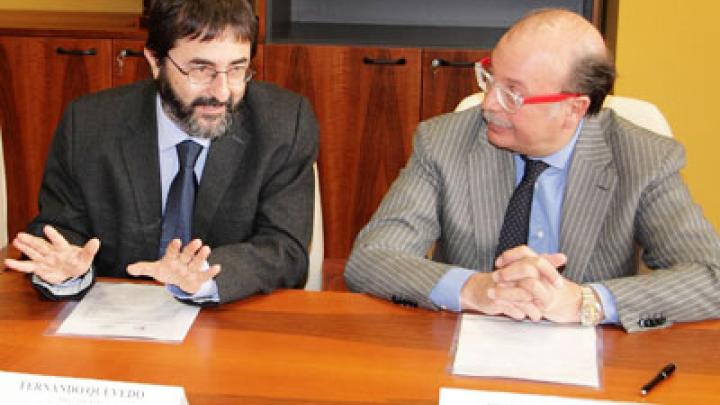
[0,37,112,239]
[265,45,487,258]
[0,32,150,239]
[266,44,420,258]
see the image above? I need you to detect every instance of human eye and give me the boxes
[189,64,211,73]
[506,86,524,100]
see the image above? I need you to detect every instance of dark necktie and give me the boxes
[159,140,203,258]
[495,157,549,258]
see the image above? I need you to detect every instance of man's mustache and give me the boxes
[482,110,514,129]
[191,97,230,108]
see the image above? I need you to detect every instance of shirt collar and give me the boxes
[156,95,211,151]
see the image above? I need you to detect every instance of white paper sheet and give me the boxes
[452,314,600,387]
[0,370,188,405]
[55,282,200,342]
[439,388,645,405]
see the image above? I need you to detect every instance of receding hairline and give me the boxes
[501,8,608,62]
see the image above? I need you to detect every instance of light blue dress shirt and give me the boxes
[37,96,220,303]
[156,96,219,303]
[429,120,618,323]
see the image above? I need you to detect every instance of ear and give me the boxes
[570,95,591,120]
[562,95,591,129]
[144,48,161,79]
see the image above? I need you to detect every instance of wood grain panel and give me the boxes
[265,44,421,259]
[112,39,150,87]
[252,43,263,81]
[0,36,112,240]
[421,49,489,120]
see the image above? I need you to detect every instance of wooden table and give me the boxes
[0,269,718,404]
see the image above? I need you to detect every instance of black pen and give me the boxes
[640,363,676,396]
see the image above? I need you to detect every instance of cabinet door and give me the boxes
[0,36,112,239]
[421,49,489,120]
[252,43,264,81]
[265,44,421,259]
[112,39,150,87]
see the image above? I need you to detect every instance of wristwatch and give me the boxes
[580,286,602,326]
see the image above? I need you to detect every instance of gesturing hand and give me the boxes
[127,239,221,294]
[4,225,100,284]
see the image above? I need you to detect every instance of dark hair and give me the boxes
[145,0,257,61]
[564,53,616,116]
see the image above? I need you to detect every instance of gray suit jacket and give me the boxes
[29,80,318,304]
[346,107,720,332]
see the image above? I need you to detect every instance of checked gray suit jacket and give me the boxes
[29,80,318,304]
[346,107,720,332]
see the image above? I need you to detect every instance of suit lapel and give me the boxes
[560,114,617,282]
[193,105,250,240]
[120,82,163,256]
[468,122,515,271]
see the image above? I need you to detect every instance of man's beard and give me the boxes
[156,68,239,140]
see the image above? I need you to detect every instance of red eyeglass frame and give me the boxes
[478,57,583,105]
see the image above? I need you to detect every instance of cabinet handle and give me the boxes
[430,58,475,69]
[116,48,145,75]
[363,57,406,66]
[56,47,97,56]
[118,48,144,58]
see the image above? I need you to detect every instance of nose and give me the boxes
[481,87,503,113]
[207,72,231,103]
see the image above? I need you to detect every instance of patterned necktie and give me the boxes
[159,140,203,258]
[495,157,549,258]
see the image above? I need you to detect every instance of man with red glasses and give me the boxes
[346,9,720,332]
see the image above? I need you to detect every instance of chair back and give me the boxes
[454,93,673,138]
[305,163,324,290]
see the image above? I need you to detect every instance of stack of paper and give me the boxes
[452,314,600,387]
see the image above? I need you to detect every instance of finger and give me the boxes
[207,264,221,278]
[515,301,543,322]
[495,245,537,268]
[72,238,101,274]
[187,245,211,272]
[541,253,567,271]
[4,258,38,274]
[536,255,565,287]
[14,233,52,259]
[12,238,48,264]
[179,239,203,264]
[488,285,533,302]
[44,225,70,249]
[517,277,553,306]
[127,261,159,278]
[163,239,183,260]
[494,300,527,320]
[494,256,564,287]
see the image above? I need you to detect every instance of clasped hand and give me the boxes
[460,245,582,323]
[4,225,220,295]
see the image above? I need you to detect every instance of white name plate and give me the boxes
[0,371,188,405]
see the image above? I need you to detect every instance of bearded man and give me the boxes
[5,0,318,304]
